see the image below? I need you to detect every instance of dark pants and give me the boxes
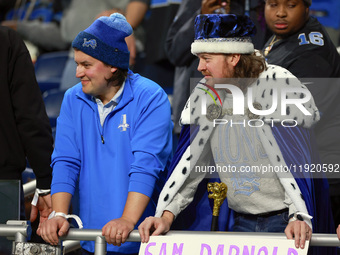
[233,209,288,232]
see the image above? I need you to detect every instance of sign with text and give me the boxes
[139,233,309,255]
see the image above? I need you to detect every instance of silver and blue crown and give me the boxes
[191,14,256,55]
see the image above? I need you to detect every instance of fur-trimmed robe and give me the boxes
[155,65,336,254]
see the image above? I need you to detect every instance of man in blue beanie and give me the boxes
[37,13,173,255]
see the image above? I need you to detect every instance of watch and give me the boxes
[288,212,304,222]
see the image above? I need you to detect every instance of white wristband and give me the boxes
[31,189,51,206]
[48,211,83,229]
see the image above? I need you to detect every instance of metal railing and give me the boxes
[22,180,82,253]
[20,180,340,254]
[23,178,36,197]
[0,221,29,243]
[1,221,340,255]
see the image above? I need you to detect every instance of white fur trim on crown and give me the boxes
[191,41,254,55]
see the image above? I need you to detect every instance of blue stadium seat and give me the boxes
[310,0,340,29]
[35,51,69,93]
[43,89,65,128]
[5,0,55,22]
[30,7,54,22]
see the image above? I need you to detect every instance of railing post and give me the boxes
[14,231,27,243]
[2,220,31,241]
[94,235,106,255]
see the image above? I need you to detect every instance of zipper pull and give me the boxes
[101,135,105,144]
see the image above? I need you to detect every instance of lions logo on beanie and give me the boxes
[72,13,132,70]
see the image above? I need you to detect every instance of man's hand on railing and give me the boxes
[285,220,312,249]
[337,224,340,240]
[102,217,134,246]
[138,211,174,243]
[37,216,70,246]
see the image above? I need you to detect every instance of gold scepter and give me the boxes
[207,182,228,231]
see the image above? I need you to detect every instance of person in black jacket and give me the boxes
[263,0,340,233]
[0,26,53,225]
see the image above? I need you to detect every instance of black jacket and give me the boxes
[264,17,340,195]
[0,26,53,189]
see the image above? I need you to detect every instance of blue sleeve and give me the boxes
[51,89,81,195]
[128,85,173,197]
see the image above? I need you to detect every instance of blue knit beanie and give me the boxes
[72,13,132,70]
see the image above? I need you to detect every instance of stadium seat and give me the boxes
[34,51,69,93]
[5,0,55,22]
[310,0,340,29]
[43,89,65,128]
